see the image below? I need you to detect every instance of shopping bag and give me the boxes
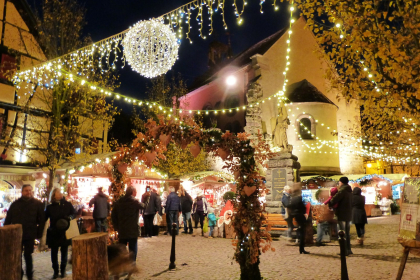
[179,214,184,227]
[139,215,144,227]
[66,219,80,239]
[38,219,49,251]
[203,218,209,233]
[153,214,162,226]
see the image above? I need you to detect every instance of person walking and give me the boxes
[281,185,293,238]
[111,186,146,261]
[352,187,367,245]
[329,177,353,256]
[141,186,160,238]
[89,187,110,232]
[4,184,45,280]
[165,186,182,235]
[179,186,193,234]
[192,191,208,236]
[45,188,76,279]
[288,187,310,254]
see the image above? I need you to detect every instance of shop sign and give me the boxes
[0,174,34,181]
[272,168,286,201]
[399,177,420,241]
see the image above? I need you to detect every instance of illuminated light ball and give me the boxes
[122,19,179,78]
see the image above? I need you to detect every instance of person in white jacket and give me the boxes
[192,191,208,236]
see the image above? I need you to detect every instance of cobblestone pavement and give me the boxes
[28,215,420,280]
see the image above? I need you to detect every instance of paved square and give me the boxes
[28,215,420,279]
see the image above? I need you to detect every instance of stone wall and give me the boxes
[264,153,300,214]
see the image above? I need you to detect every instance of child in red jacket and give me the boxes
[324,187,339,209]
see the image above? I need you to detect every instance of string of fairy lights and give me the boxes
[306,18,420,165]
[13,0,286,83]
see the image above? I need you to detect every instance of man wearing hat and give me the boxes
[329,176,353,256]
[5,184,45,280]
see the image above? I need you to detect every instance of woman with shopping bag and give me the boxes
[45,188,76,279]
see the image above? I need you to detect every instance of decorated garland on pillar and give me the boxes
[107,115,274,278]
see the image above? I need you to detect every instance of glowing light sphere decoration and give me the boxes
[122,19,179,78]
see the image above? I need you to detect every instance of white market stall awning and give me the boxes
[328,174,409,184]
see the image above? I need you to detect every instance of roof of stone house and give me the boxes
[228,27,287,68]
[285,79,336,106]
[189,27,287,91]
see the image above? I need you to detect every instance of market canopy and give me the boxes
[300,173,409,185]
[328,174,409,184]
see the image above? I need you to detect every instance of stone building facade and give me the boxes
[182,17,364,176]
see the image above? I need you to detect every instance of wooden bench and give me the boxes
[262,213,297,235]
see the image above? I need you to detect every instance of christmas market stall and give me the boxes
[179,171,236,237]
[329,174,407,216]
[65,158,169,233]
[180,171,235,206]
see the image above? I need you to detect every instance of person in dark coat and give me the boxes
[141,186,160,238]
[45,188,76,279]
[111,186,146,261]
[179,186,193,234]
[352,187,367,245]
[165,186,182,235]
[288,188,310,254]
[89,187,110,232]
[5,184,45,280]
[330,177,353,256]
[192,191,208,236]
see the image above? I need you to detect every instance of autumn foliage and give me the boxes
[294,0,420,165]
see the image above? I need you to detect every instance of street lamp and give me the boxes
[226,75,237,86]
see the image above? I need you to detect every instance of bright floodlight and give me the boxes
[226,75,237,86]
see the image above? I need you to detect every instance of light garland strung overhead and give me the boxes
[13,0,283,83]
[122,19,179,78]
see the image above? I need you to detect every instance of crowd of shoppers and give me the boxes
[3,176,371,279]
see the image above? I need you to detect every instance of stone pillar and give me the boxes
[244,81,264,141]
[265,152,301,214]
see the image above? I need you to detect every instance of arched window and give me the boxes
[299,118,314,140]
